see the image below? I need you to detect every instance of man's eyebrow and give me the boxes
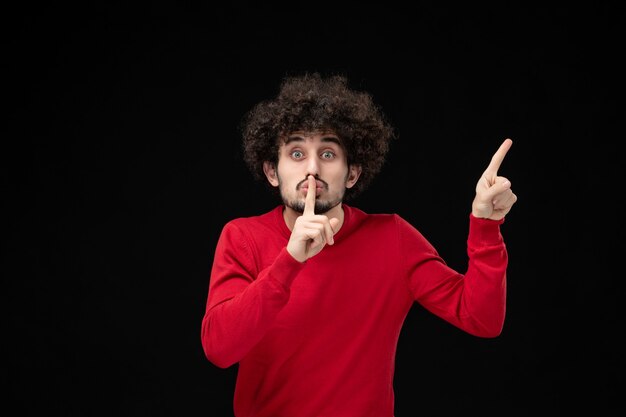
[284,135,341,145]
[321,136,341,145]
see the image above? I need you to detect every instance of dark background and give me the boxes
[5,3,624,416]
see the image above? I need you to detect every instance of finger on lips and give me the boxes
[304,175,316,214]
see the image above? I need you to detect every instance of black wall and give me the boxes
[5,3,623,416]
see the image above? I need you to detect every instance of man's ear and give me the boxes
[346,164,362,189]
[263,161,279,187]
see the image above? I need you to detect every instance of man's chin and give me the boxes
[285,202,324,215]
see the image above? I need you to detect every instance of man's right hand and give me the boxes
[287,175,340,263]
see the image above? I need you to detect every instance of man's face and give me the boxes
[263,131,361,215]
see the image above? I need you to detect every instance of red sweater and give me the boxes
[201,204,507,417]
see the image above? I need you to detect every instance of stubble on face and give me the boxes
[279,175,345,215]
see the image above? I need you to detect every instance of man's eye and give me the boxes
[291,151,304,159]
[321,151,335,159]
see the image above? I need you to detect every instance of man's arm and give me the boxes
[405,139,516,337]
[201,224,305,368]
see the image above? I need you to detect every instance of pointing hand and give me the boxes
[472,139,518,220]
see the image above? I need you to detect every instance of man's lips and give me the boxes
[300,180,325,195]
[301,185,323,195]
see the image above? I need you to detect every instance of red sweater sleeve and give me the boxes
[402,213,507,337]
[200,222,305,368]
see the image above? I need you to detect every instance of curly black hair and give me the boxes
[240,72,395,200]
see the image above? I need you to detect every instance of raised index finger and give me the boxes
[484,138,513,175]
[303,175,316,215]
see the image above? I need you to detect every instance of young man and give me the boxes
[201,73,517,417]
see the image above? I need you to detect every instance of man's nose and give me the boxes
[306,156,320,177]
